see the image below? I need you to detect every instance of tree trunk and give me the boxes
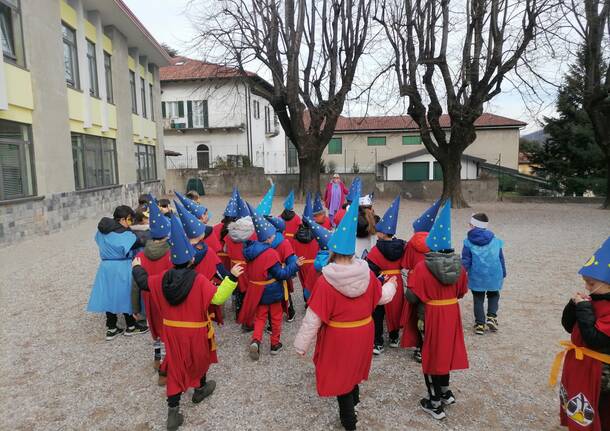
[604,155,610,209]
[298,155,322,198]
[439,154,469,208]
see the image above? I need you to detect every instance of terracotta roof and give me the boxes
[160,56,258,82]
[378,149,486,166]
[334,113,526,131]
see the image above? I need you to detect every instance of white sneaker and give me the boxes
[373,345,384,355]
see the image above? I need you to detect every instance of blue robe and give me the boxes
[87,230,137,314]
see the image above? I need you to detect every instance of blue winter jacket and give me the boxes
[243,240,300,304]
[461,227,506,292]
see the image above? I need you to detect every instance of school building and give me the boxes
[0,0,170,245]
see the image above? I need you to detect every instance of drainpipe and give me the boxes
[244,84,252,162]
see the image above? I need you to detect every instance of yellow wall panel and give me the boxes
[141,119,158,142]
[69,120,117,139]
[85,20,96,42]
[139,64,146,77]
[147,71,154,83]
[103,35,112,54]
[0,104,33,124]
[60,0,77,27]
[5,63,33,110]
[132,113,141,136]
[128,56,135,71]
[67,88,84,122]
[108,104,117,130]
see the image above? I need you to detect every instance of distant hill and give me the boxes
[521,129,548,143]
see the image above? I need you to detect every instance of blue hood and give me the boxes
[271,232,285,249]
[243,240,272,262]
[467,227,494,246]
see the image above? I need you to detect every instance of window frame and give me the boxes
[140,77,147,118]
[149,83,154,121]
[328,137,342,155]
[104,52,113,104]
[86,39,99,98]
[135,143,157,182]
[62,22,79,89]
[402,161,429,181]
[367,136,386,146]
[0,0,25,68]
[0,119,36,201]
[402,135,422,145]
[129,70,137,114]
[253,100,260,119]
[71,133,118,190]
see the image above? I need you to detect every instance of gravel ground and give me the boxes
[1,197,609,431]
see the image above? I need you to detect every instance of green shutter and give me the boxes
[367,136,386,146]
[178,101,184,118]
[433,162,443,180]
[187,101,193,128]
[402,162,429,181]
[402,135,422,145]
[202,100,209,128]
[328,137,342,154]
[161,101,166,119]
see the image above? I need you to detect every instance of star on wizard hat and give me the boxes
[168,212,196,265]
[304,216,332,250]
[249,203,276,242]
[425,199,452,252]
[175,191,207,219]
[284,190,295,211]
[149,198,171,239]
[413,199,442,233]
[313,192,325,215]
[346,177,361,203]
[579,236,610,284]
[174,200,206,239]
[375,196,400,236]
[257,183,276,216]
[328,184,360,255]
[302,192,313,219]
[223,187,240,218]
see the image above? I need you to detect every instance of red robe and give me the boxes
[237,248,281,325]
[366,246,404,332]
[315,215,332,230]
[225,236,249,294]
[275,238,296,294]
[292,238,319,293]
[213,223,231,268]
[559,300,610,431]
[400,232,430,348]
[308,273,382,397]
[333,208,346,226]
[148,272,217,396]
[324,181,349,208]
[203,229,223,254]
[408,260,469,375]
[194,244,225,325]
[282,214,302,241]
[135,250,172,340]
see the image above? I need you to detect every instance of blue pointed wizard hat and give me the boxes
[413,199,442,233]
[174,200,206,239]
[223,187,240,218]
[425,199,452,252]
[149,199,171,239]
[302,192,313,219]
[304,216,332,250]
[237,196,252,219]
[376,196,400,236]
[328,186,360,255]
[175,191,207,219]
[284,190,295,211]
[248,203,276,242]
[168,213,196,265]
[579,236,610,284]
[313,192,325,214]
[266,215,286,233]
[346,177,361,203]
[257,183,276,216]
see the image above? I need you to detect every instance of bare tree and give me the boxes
[375,0,552,207]
[192,0,372,195]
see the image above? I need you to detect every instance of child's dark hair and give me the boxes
[113,205,135,221]
[138,194,150,205]
[158,198,170,208]
[472,213,489,223]
[186,190,199,201]
[220,215,237,240]
[134,210,148,224]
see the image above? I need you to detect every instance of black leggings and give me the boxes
[373,305,399,345]
[167,374,207,407]
[337,385,360,430]
[424,374,450,403]
[105,312,136,329]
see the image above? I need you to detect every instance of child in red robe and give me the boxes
[294,186,397,431]
[280,190,302,244]
[238,205,303,360]
[552,237,610,431]
[404,200,469,420]
[366,196,405,354]
[132,213,243,431]
[292,193,319,302]
[267,215,298,321]
[302,215,332,300]
[313,192,333,229]
[214,188,241,269]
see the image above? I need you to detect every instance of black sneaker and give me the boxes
[373,344,384,355]
[270,343,283,355]
[192,380,216,403]
[125,322,149,336]
[106,327,124,341]
[249,341,260,361]
[420,398,446,420]
[413,348,422,363]
[486,315,499,332]
[286,307,296,322]
[389,337,400,348]
[474,323,486,335]
[441,390,456,406]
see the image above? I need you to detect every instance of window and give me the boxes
[1,0,24,66]
[402,162,429,181]
[104,53,113,103]
[72,133,117,190]
[328,137,342,154]
[62,23,79,88]
[433,162,443,180]
[264,106,272,133]
[402,135,422,145]
[129,71,137,114]
[197,144,209,169]
[0,119,35,200]
[287,140,298,168]
[163,101,182,119]
[135,144,157,181]
[140,77,147,118]
[149,84,154,121]
[188,100,208,128]
[253,100,260,119]
[367,136,386,146]
[86,40,98,97]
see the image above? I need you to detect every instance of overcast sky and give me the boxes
[124,0,559,134]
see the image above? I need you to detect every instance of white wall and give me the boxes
[164,130,247,169]
[384,153,478,181]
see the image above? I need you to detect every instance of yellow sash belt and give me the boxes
[549,340,610,387]
[231,259,246,265]
[285,233,294,237]
[217,252,228,257]
[251,278,289,301]
[328,316,372,329]
[426,298,458,306]
[380,269,401,276]
[163,315,217,351]
[301,259,315,264]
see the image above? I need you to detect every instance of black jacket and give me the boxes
[98,217,144,250]
[561,294,610,354]
[367,238,405,276]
